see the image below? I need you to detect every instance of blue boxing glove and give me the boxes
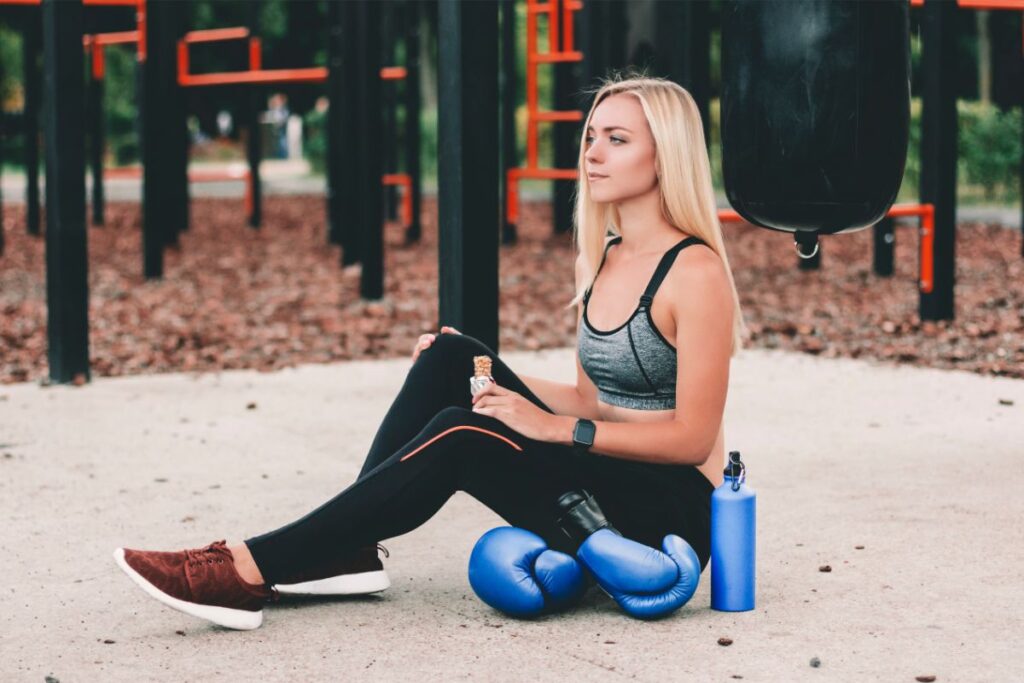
[468,527,587,617]
[557,490,701,620]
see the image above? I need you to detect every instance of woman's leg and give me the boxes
[355,332,554,480]
[244,404,586,586]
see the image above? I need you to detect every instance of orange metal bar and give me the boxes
[381,66,407,80]
[0,0,142,4]
[957,0,1024,8]
[533,52,583,63]
[717,203,936,293]
[383,173,412,227]
[562,0,572,52]
[911,0,1024,8]
[136,0,146,62]
[507,170,521,223]
[83,30,139,47]
[534,110,584,122]
[91,40,105,80]
[919,206,935,293]
[183,27,249,44]
[248,37,262,71]
[180,67,327,87]
[508,0,584,224]
[177,40,188,81]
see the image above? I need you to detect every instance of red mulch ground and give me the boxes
[1,195,1022,384]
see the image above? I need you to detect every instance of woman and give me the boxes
[114,75,748,630]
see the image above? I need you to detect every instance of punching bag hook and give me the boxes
[794,232,820,260]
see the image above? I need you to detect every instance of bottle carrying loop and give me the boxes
[731,462,746,491]
[727,451,746,492]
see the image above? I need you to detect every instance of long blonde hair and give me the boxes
[569,74,749,356]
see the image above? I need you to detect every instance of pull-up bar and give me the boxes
[0,0,138,5]
[177,34,407,87]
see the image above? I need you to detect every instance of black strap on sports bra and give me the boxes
[638,236,706,309]
[584,234,706,307]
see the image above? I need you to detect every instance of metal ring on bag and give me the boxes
[794,239,820,260]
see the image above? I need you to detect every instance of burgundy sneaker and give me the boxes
[274,544,391,596]
[114,540,276,630]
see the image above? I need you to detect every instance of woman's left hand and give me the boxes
[471,382,558,443]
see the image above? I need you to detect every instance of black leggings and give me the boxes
[244,333,714,585]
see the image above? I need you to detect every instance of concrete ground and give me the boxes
[1,347,1022,682]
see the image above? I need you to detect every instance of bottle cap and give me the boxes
[724,450,744,478]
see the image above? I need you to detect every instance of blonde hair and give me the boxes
[568,73,749,356]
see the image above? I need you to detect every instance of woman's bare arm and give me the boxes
[518,372,601,420]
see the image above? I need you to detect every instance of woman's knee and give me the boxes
[426,332,493,363]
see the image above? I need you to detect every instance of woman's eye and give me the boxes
[610,137,624,144]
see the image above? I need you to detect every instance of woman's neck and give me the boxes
[613,191,685,258]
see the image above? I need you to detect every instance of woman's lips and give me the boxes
[588,174,608,181]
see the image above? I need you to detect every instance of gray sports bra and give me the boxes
[577,234,706,410]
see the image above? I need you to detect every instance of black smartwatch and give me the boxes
[572,418,596,453]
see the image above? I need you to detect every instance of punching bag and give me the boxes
[721,0,910,256]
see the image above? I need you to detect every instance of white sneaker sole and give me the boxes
[275,569,391,596]
[113,548,263,630]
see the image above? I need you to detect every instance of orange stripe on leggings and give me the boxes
[399,425,523,462]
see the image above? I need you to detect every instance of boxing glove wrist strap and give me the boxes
[556,490,620,549]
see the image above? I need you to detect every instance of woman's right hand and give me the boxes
[411,326,461,361]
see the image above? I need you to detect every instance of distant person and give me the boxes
[114,75,748,630]
[267,93,289,159]
[216,110,232,138]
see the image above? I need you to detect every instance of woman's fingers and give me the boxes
[412,333,437,360]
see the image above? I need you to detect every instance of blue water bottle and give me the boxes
[711,451,756,611]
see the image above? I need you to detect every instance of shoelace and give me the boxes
[185,540,280,601]
[185,540,231,568]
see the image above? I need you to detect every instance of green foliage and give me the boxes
[303,106,326,175]
[103,46,140,165]
[958,101,1022,201]
[0,23,22,110]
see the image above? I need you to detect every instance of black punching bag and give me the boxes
[721,0,910,256]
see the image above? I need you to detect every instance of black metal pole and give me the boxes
[172,0,190,237]
[438,0,499,350]
[382,1,398,222]
[356,0,384,299]
[920,0,958,321]
[42,0,90,383]
[873,217,895,277]
[23,11,41,236]
[553,0,578,236]
[499,0,517,245]
[404,0,423,244]
[141,0,171,275]
[247,91,263,229]
[340,0,362,265]
[247,2,262,229]
[657,0,710,149]
[327,0,343,245]
[88,50,105,226]
[0,117,4,256]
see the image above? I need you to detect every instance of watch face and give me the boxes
[575,420,596,446]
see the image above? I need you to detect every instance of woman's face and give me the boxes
[584,94,658,204]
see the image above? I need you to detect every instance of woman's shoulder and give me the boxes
[666,243,731,304]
